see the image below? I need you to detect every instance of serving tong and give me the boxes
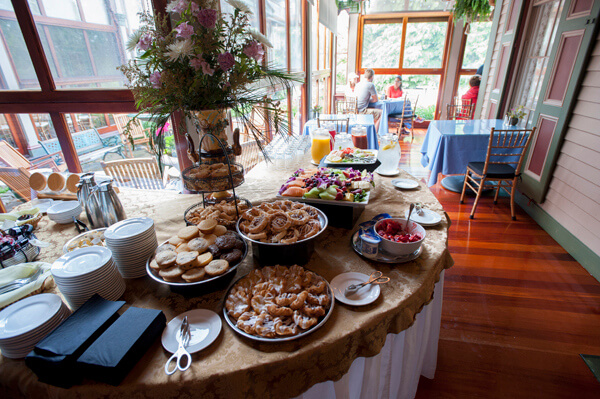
[344,271,390,297]
[165,316,192,375]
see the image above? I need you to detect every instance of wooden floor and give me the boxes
[399,130,600,398]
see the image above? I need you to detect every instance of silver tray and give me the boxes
[351,230,423,264]
[222,268,335,343]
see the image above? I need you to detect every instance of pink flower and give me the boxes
[190,57,203,71]
[149,71,162,88]
[190,2,199,14]
[243,40,264,62]
[193,57,214,76]
[218,52,235,71]
[137,34,152,51]
[175,22,194,39]
[167,0,188,14]
[196,8,218,29]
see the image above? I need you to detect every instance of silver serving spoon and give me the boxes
[405,203,415,232]
[344,271,390,297]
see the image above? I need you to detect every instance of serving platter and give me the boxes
[222,269,335,343]
[324,149,378,165]
[351,230,423,264]
[275,191,371,208]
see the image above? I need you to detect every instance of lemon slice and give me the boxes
[382,143,395,151]
[330,155,342,162]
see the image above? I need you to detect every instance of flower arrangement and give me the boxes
[507,105,526,119]
[119,0,298,174]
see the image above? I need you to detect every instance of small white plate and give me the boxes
[330,272,381,306]
[161,309,222,354]
[51,247,112,279]
[405,209,442,226]
[0,294,64,340]
[104,217,154,240]
[392,178,419,190]
[375,168,400,177]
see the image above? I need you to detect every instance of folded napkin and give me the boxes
[0,262,52,310]
[0,207,41,229]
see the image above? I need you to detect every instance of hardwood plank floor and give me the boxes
[398,130,600,398]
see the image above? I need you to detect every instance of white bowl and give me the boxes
[47,201,81,216]
[374,218,425,256]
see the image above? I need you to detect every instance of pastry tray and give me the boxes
[222,269,335,342]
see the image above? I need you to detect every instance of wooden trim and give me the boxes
[301,0,308,124]
[436,17,454,119]
[361,11,452,20]
[28,115,42,141]
[10,0,55,91]
[5,114,28,155]
[453,26,469,101]
[82,30,98,77]
[50,113,81,173]
[399,17,407,68]
[567,0,594,20]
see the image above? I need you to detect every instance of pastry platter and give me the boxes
[222,266,335,342]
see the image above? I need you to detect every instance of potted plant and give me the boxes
[119,0,299,175]
[312,105,323,119]
[453,0,493,26]
[506,105,526,126]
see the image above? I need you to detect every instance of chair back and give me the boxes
[0,141,31,169]
[101,158,165,190]
[0,167,31,201]
[336,97,358,115]
[447,97,475,120]
[317,117,350,134]
[239,139,265,173]
[482,128,536,176]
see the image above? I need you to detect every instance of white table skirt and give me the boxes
[295,270,444,399]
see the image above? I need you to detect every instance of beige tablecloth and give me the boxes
[0,160,452,399]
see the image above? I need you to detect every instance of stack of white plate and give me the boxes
[46,201,82,224]
[51,246,125,309]
[0,293,70,359]
[104,217,157,279]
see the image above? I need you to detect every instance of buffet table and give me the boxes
[0,159,452,399]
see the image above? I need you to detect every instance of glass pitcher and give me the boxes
[377,133,401,174]
[333,132,353,151]
[310,127,332,164]
[351,126,368,149]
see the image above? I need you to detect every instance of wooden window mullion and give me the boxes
[10,0,55,92]
[399,18,407,69]
[42,25,63,79]
[50,113,81,173]
[83,30,99,76]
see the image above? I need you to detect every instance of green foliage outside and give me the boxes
[417,105,435,120]
[366,0,447,12]
[462,22,493,69]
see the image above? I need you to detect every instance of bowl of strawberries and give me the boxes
[374,218,425,256]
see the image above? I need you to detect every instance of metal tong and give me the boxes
[344,271,390,297]
[165,316,192,375]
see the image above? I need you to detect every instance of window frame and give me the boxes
[357,11,453,119]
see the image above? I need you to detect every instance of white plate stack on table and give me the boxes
[51,246,125,309]
[104,217,158,279]
[46,201,82,224]
[0,293,70,359]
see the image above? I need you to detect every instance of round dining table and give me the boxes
[0,156,452,399]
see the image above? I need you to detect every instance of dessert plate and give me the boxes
[0,293,63,340]
[162,309,222,354]
[405,209,442,226]
[351,231,423,264]
[375,168,400,176]
[330,272,380,306]
[392,178,419,190]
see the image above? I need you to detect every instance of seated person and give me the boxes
[461,75,481,119]
[355,68,382,131]
[386,76,403,99]
[345,72,359,98]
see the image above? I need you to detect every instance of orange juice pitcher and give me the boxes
[310,128,331,164]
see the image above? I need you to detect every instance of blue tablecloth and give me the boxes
[369,100,413,136]
[302,114,379,149]
[421,119,522,186]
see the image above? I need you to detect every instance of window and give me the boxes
[336,11,349,90]
[358,15,452,119]
[0,17,40,89]
[366,0,447,13]
[265,0,287,69]
[455,21,493,99]
[361,22,403,68]
[289,0,303,72]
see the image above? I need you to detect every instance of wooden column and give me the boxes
[50,113,81,173]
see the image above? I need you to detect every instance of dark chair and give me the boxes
[336,97,358,115]
[459,127,536,220]
[388,94,419,141]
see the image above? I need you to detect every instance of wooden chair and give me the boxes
[336,96,358,115]
[460,127,536,220]
[447,97,475,120]
[0,167,32,202]
[101,158,166,190]
[317,116,350,134]
[112,114,151,157]
[0,141,60,171]
[239,139,265,174]
[389,95,419,141]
